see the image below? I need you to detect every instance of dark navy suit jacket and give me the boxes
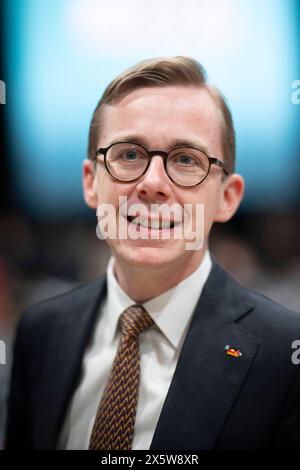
[5,258,300,449]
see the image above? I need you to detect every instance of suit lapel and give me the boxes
[149,260,261,450]
[35,276,107,449]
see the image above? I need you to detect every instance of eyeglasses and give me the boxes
[94,141,229,188]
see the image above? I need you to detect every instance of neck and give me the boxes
[112,249,208,303]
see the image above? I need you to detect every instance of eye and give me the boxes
[168,147,208,170]
[171,152,200,167]
[121,150,138,161]
[178,154,195,165]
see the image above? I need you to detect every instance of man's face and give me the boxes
[84,85,238,270]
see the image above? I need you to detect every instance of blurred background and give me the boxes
[0,0,300,448]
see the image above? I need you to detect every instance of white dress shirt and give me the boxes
[57,250,212,450]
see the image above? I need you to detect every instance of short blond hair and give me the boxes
[88,56,235,173]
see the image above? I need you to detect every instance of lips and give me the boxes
[127,215,176,230]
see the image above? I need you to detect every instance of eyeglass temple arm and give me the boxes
[209,157,230,175]
[95,148,105,157]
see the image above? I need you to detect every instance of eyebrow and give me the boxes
[107,134,212,155]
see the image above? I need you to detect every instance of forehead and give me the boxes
[98,85,224,154]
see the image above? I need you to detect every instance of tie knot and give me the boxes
[120,304,154,339]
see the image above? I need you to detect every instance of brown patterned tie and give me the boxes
[89,304,155,450]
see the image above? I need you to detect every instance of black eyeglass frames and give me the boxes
[94,141,229,188]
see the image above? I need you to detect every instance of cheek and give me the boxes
[188,184,221,225]
[96,171,135,208]
[202,187,222,225]
[95,171,113,206]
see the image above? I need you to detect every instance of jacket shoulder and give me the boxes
[229,267,300,337]
[210,259,300,335]
[16,276,106,341]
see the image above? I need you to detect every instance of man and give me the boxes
[5,56,300,449]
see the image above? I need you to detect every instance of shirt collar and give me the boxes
[106,251,212,351]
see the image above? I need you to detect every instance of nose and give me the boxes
[136,155,172,202]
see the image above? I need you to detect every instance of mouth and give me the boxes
[126,215,178,230]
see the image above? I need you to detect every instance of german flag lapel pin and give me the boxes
[225,345,242,358]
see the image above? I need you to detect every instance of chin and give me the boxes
[111,241,184,269]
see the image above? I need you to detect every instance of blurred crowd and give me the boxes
[0,210,300,447]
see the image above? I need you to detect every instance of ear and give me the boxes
[214,173,245,223]
[82,159,99,209]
